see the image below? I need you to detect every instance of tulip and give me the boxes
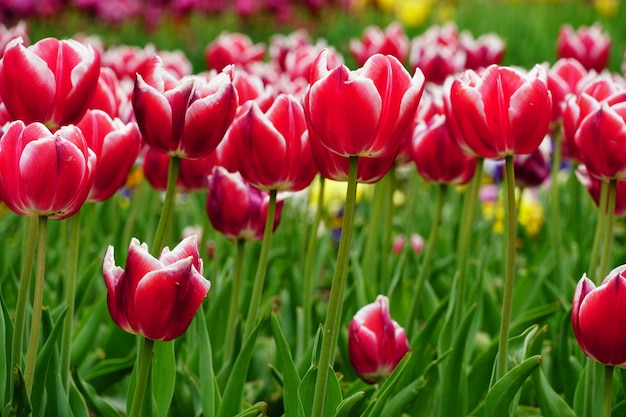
[221,93,317,192]
[572,267,626,367]
[446,64,552,159]
[556,23,611,73]
[142,147,219,192]
[0,121,96,219]
[305,50,424,158]
[349,22,409,67]
[89,66,133,122]
[206,166,284,241]
[77,109,142,202]
[132,55,237,159]
[348,295,409,384]
[0,37,101,129]
[576,165,626,216]
[0,21,29,59]
[547,58,588,123]
[205,32,265,72]
[408,23,466,85]
[269,29,312,72]
[459,31,505,71]
[103,235,211,341]
[513,137,552,188]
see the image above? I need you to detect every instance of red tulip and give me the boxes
[206,166,284,241]
[221,93,317,192]
[572,267,626,367]
[0,121,96,219]
[305,50,424,158]
[348,295,409,384]
[557,23,611,73]
[547,58,588,123]
[0,37,101,129]
[576,165,626,216]
[459,31,505,71]
[77,109,142,202]
[142,147,219,192]
[445,64,552,159]
[269,29,311,72]
[512,137,552,188]
[409,23,466,85]
[133,56,237,159]
[89,66,133,122]
[103,235,211,341]
[205,32,265,72]
[411,113,477,185]
[349,22,409,67]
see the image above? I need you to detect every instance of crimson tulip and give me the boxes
[557,23,611,73]
[409,23,466,85]
[446,64,552,159]
[103,235,211,341]
[348,295,409,384]
[205,32,265,72]
[349,22,409,67]
[142,147,219,192]
[269,29,311,72]
[513,137,551,188]
[459,31,505,71]
[77,109,142,202]
[576,165,626,216]
[221,93,317,191]
[89,66,133,122]
[133,55,237,159]
[547,58,588,123]
[206,166,284,241]
[572,266,626,367]
[0,121,96,219]
[0,37,101,129]
[305,50,424,158]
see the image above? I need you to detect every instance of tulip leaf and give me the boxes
[71,294,108,365]
[11,366,32,417]
[152,340,176,417]
[533,368,577,417]
[196,308,216,417]
[361,351,412,417]
[68,377,90,417]
[270,313,302,417]
[334,391,365,417]
[0,288,7,407]
[217,318,263,417]
[484,355,542,417]
[72,367,123,417]
[298,365,342,417]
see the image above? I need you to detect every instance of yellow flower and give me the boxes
[594,0,619,17]
[395,0,434,28]
[518,194,544,237]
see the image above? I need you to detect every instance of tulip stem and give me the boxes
[243,189,278,341]
[224,238,245,366]
[496,155,517,381]
[60,209,81,394]
[301,176,325,362]
[382,169,396,293]
[24,215,48,396]
[549,133,564,288]
[588,180,608,282]
[312,156,359,417]
[10,216,38,396]
[128,337,155,417]
[453,158,484,331]
[406,184,447,331]
[152,156,181,255]
[599,180,616,278]
[603,365,614,417]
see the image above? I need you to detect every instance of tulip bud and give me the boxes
[572,266,626,367]
[348,295,409,384]
[103,235,211,341]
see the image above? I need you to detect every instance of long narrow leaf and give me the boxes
[152,341,176,417]
[484,355,542,417]
[270,313,302,417]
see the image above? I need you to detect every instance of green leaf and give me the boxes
[196,308,216,417]
[0,288,8,407]
[72,368,123,417]
[334,391,365,417]
[217,319,263,417]
[11,367,32,417]
[298,365,342,417]
[232,402,267,417]
[152,341,176,417]
[71,294,108,365]
[361,351,412,417]
[533,369,577,417]
[270,313,302,417]
[484,355,542,417]
[68,378,89,417]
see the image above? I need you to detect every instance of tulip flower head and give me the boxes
[572,267,626,367]
[103,235,211,341]
[348,295,409,384]
[0,121,96,219]
[556,23,611,73]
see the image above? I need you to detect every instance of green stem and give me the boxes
[10,216,38,396]
[588,180,609,283]
[405,184,447,331]
[223,238,245,366]
[496,156,517,381]
[128,337,155,417]
[151,156,181,255]
[381,168,396,293]
[23,215,48,396]
[549,132,564,288]
[453,158,484,330]
[603,365,614,417]
[598,180,616,279]
[311,156,359,417]
[301,176,325,360]
[243,189,278,341]
[362,173,385,298]
[60,210,81,393]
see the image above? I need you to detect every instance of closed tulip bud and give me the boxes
[305,50,424,158]
[0,121,96,219]
[348,295,409,384]
[446,64,552,159]
[77,109,142,202]
[0,37,101,129]
[133,56,238,159]
[206,166,284,241]
[572,266,626,367]
[103,235,211,341]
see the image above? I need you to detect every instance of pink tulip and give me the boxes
[349,22,409,67]
[557,23,611,73]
